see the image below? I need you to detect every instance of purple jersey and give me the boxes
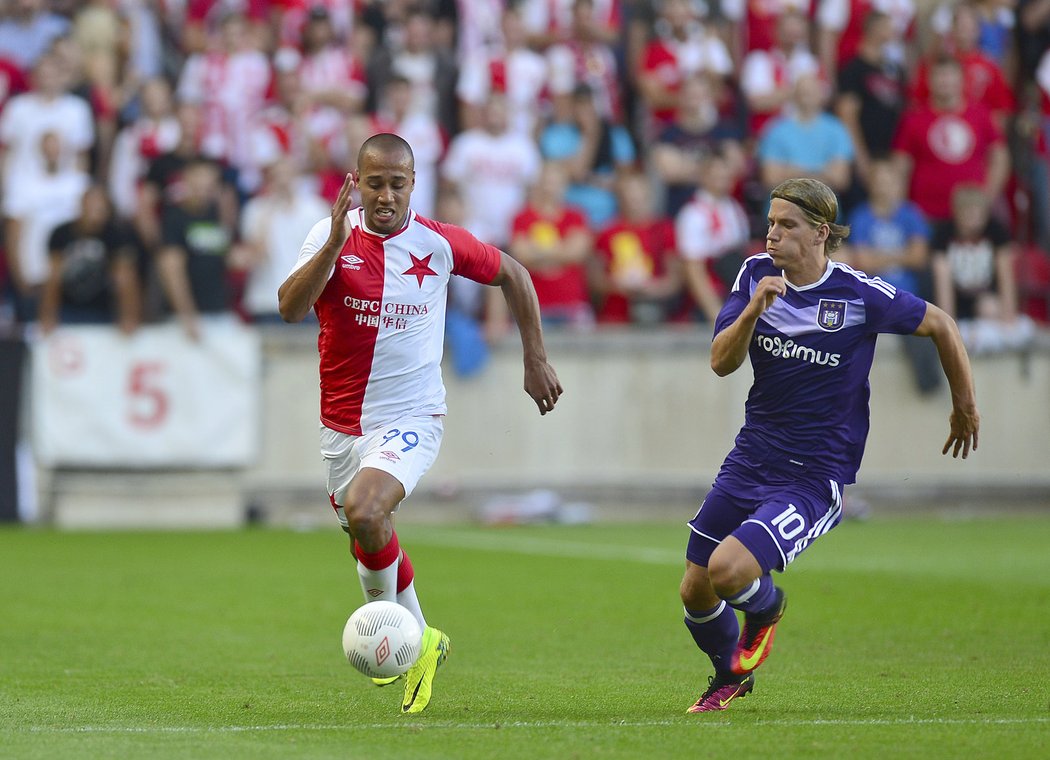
[715,254,928,484]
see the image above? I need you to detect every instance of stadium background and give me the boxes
[0,0,1048,525]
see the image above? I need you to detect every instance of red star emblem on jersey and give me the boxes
[403,253,438,287]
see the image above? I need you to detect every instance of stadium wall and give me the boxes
[38,327,1050,527]
[251,328,1050,507]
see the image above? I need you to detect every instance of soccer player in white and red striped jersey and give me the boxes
[278,133,562,714]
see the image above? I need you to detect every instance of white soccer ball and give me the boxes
[341,601,422,679]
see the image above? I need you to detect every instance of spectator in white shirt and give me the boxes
[3,131,90,323]
[739,9,820,136]
[674,150,751,321]
[0,53,93,199]
[176,12,271,192]
[442,93,542,249]
[232,156,330,324]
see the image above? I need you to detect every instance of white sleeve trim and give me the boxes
[289,216,336,280]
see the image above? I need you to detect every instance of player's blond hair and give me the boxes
[770,178,850,255]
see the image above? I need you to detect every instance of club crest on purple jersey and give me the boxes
[817,299,847,331]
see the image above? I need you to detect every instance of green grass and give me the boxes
[1,517,1049,759]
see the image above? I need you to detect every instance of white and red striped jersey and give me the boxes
[456,47,549,135]
[451,0,507,62]
[547,40,622,121]
[292,208,502,435]
[675,190,751,261]
[740,45,820,133]
[108,115,181,217]
[521,0,621,40]
[177,49,271,170]
[299,47,367,103]
[722,0,813,53]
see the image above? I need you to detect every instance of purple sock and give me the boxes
[726,575,778,617]
[684,601,739,674]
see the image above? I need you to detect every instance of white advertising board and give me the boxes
[31,321,261,468]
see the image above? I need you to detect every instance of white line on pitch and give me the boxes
[23,716,1050,733]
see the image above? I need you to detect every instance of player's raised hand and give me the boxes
[328,172,357,246]
[524,359,563,416]
[751,276,787,314]
[942,405,980,459]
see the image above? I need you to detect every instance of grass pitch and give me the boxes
[1,515,1048,759]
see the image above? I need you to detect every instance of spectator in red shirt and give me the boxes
[911,1,1015,128]
[891,56,1009,223]
[635,0,733,135]
[510,161,595,328]
[722,0,813,56]
[592,171,682,325]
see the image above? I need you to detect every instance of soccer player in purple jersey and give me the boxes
[679,178,980,713]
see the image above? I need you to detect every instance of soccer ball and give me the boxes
[341,601,422,679]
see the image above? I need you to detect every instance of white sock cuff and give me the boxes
[727,578,761,605]
[684,600,727,624]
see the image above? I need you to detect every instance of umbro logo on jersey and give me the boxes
[341,254,364,270]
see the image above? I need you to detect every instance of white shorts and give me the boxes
[320,415,443,528]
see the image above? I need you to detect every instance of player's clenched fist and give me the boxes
[750,276,787,314]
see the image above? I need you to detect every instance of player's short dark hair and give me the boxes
[358,133,415,171]
[770,178,851,255]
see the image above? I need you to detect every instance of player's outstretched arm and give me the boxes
[278,172,356,323]
[710,275,786,376]
[913,302,980,458]
[490,251,563,415]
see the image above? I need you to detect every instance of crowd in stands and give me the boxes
[1,0,1049,368]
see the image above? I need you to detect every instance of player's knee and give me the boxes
[708,552,755,599]
[342,498,387,540]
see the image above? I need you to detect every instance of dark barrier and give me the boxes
[0,332,25,521]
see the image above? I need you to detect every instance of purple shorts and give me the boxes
[686,454,844,573]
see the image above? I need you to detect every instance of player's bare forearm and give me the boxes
[491,251,563,415]
[985,144,1010,199]
[279,172,355,322]
[38,259,62,334]
[157,246,201,339]
[711,276,784,376]
[914,303,979,458]
[710,308,760,376]
[277,236,342,322]
[112,256,141,334]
